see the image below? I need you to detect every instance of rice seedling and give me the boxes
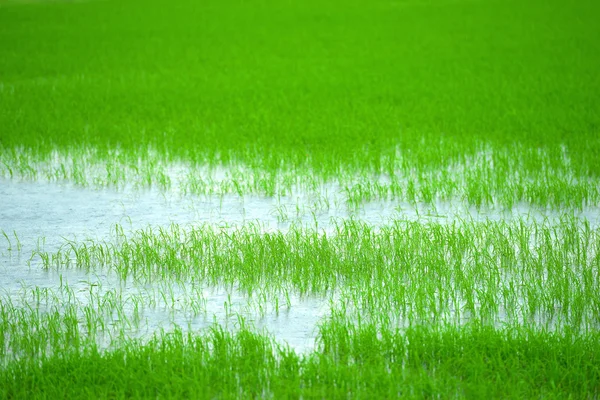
[2,141,600,211]
[3,210,600,396]
[7,319,597,399]
[20,217,599,334]
[2,0,600,396]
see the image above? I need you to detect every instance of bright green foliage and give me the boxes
[1,324,598,399]
[1,0,600,177]
[2,219,598,397]
[1,0,600,397]
[28,220,600,333]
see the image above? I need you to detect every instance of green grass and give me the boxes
[1,0,600,177]
[2,0,600,397]
[1,323,599,399]
[26,219,600,330]
[2,217,598,396]
[3,0,600,208]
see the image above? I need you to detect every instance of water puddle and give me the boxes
[1,269,330,355]
[2,178,598,255]
[1,178,599,356]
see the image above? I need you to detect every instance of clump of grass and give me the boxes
[2,142,599,210]
[1,322,598,399]
[3,206,599,398]
[27,216,600,333]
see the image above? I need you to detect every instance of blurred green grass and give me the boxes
[1,0,599,174]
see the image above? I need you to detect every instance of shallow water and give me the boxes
[3,178,598,253]
[1,178,599,354]
[1,270,329,355]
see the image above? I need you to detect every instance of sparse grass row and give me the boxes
[0,282,145,364]
[30,218,600,332]
[1,321,599,399]
[2,143,599,208]
[0,277,235,364]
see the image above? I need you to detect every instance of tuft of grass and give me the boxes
[1,323,598,399]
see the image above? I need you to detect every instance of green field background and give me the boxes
[1,0,599,174]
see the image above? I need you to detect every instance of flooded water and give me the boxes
[1,177,599,354]
[3,178,598,253]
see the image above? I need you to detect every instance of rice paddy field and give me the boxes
[1,0,600,397]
